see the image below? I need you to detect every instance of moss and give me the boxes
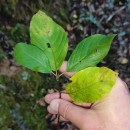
[0,88,15,129]
[0,69,49,129]
[0,1,70,129]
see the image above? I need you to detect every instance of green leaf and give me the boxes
[14,43,51,73]
[66,67,118,103]
[30,10,68,71]
[67,34,116,72]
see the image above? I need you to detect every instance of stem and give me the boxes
[51,71,65,129]
[58,72,65,78]
[57,90,62,129]
[51,71,56,77]
[57,77,61,130]
[52,71,61,130]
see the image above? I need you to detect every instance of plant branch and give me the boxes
[51,71,56,77]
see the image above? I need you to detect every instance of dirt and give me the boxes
[0,0,130,130]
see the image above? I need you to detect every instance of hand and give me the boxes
[42,62,130,130]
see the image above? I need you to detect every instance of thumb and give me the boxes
[49,99,97,129]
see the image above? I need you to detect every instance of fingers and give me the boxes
[48,99,99,129]
[45,93,72,104]
[37,98,46,106]
[59,61,75,77]
[47,106,57,114]
[47,106,67,121]
[45,93,91,107]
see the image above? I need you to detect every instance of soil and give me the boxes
[0,0,130,130]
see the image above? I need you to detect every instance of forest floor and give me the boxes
[0,0,130,130]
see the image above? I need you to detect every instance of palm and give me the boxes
[43,62,130,130]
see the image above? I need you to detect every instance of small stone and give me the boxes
[121,58,128,64]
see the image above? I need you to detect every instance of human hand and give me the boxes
[43,62,130,130]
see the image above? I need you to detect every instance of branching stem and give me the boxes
[51,71,64,130]
[51,71,56,77]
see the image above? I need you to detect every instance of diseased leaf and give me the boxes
[14,43,51,73]
[30,10,68,71]
[67,34,116,72]
[66,67,118,103]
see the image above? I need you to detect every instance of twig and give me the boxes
[58,72,65,78]
[51,71,56,77]
[106,6,126,23]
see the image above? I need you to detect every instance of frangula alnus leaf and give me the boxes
[14,43,51,73]
[66,67,118,103]
[67,34,116,72]
[30,10,68,71]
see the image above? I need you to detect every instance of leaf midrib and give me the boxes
[69,39,105,69]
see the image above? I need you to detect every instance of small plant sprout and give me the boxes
[14,10,118,128]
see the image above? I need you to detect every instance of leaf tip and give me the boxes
[107,33,117,39]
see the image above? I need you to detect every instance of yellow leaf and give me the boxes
[66,67,118,103]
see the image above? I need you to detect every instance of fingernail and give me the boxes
[44,94,52,104]
[37,98,46,106]
[50,99,60,112]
